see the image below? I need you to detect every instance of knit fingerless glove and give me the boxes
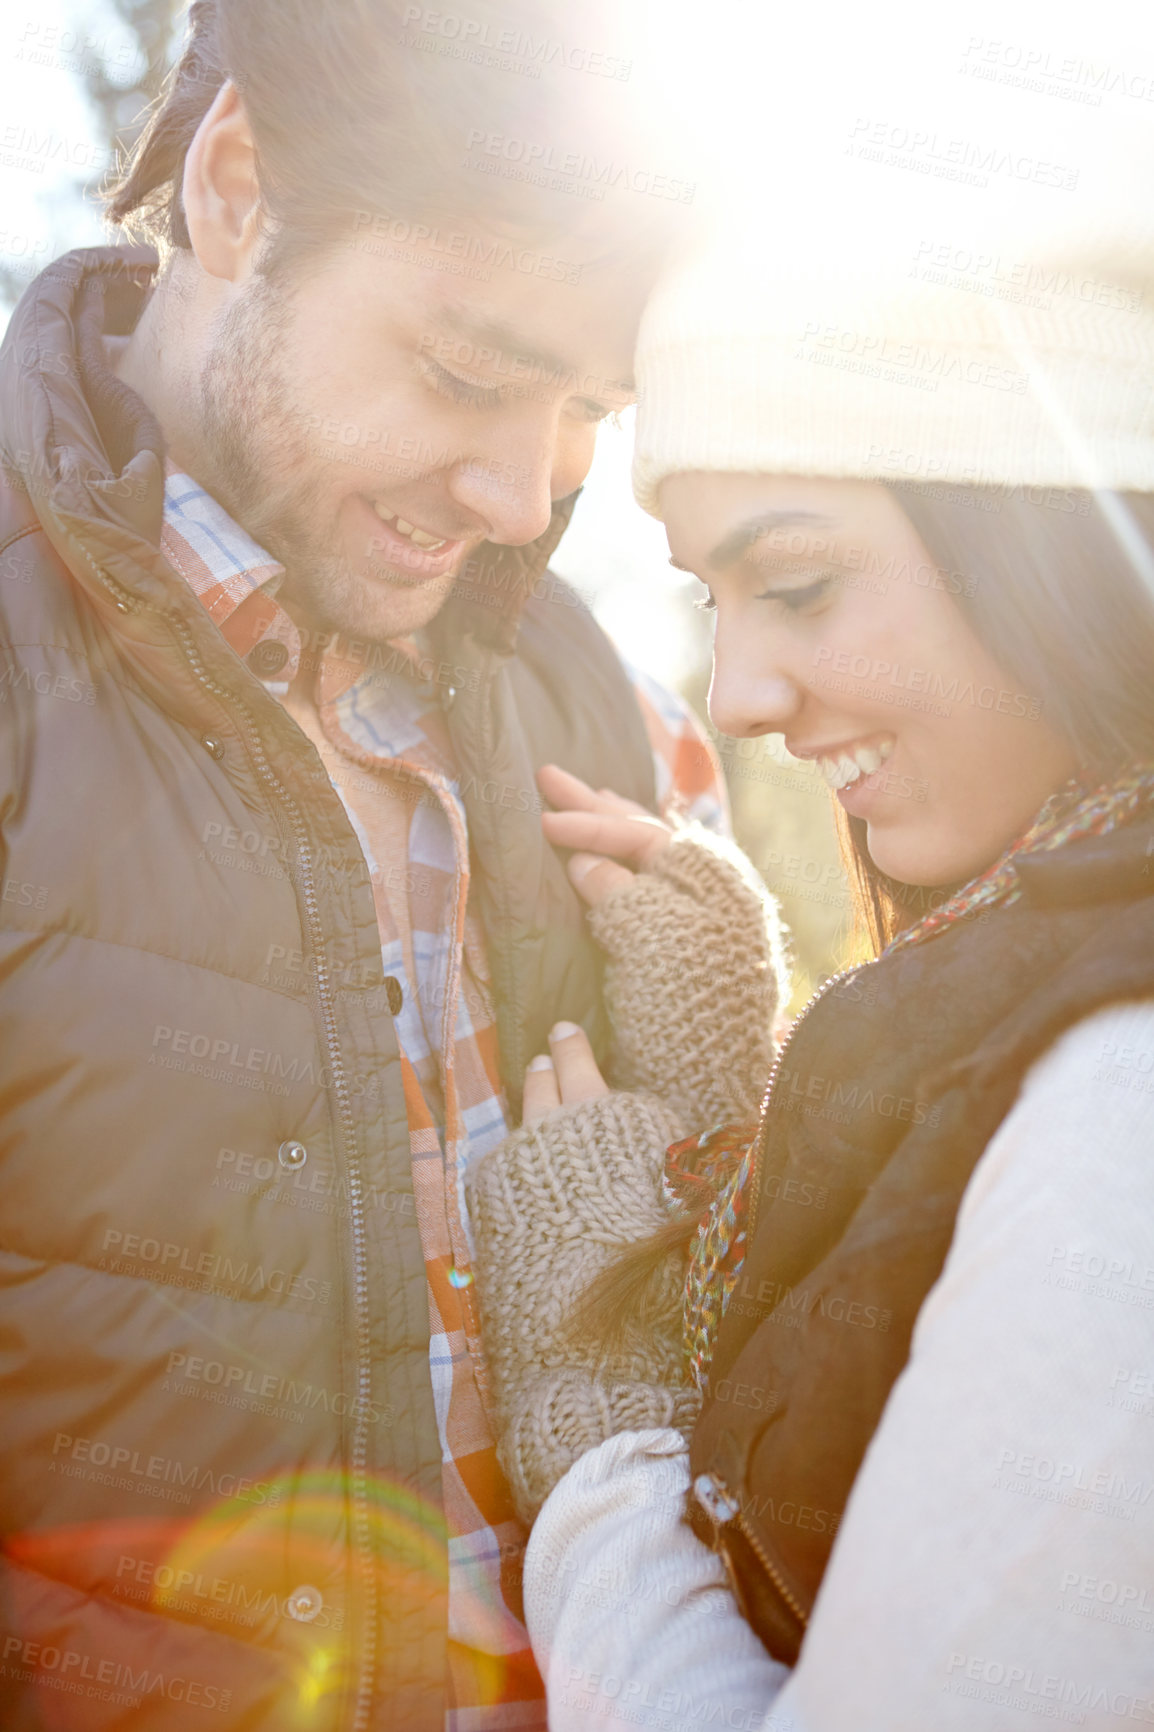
[590,823,788,1125]
[466,1091,701,1524]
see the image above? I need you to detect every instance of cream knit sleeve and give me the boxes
[589,823,789,1126]
[466,1091,701,1523]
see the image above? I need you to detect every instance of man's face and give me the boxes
[193,228,641,642]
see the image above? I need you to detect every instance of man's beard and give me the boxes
[195,275,458,642]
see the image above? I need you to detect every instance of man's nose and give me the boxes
[449,428,556,548]
[708,626,802,738]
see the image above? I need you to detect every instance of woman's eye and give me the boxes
[422,360,502,408]
[755,574,834,613]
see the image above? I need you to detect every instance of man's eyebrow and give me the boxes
[436,307,634,396]
[707,510,834,571]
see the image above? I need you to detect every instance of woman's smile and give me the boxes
[661,471,1079,888]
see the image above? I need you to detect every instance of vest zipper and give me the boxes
[694,962,872,1640]
[693,1470,810,1635]
[91,562,379,1730]
[745,964,865,1249]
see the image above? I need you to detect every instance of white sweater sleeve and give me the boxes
[524,999,1154,1732]
[523,1427,793,1732]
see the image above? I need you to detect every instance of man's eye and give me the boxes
[571,399,616,425]
[422,359,502,408]
[755,575,833,612]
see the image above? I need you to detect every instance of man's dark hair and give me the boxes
[107,0,673,273]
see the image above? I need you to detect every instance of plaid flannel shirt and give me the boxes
[161,469,729,1731]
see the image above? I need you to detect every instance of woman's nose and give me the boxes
[707,622,803,738]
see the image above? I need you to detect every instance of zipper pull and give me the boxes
[693,1471,756,1623]
[693,1470,740,1528]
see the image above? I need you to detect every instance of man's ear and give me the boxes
[182,81,264,282]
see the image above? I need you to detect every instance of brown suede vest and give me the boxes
[690,817,1154,1664]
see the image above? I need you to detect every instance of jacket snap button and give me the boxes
[248,638,289,677]
[202,735,225,761]
[278,1140,307,1171]
[384,976,404,1016]
[285,1584,323,1623]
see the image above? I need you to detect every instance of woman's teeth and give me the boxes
[818,737,894,790]
[372,502,449,551]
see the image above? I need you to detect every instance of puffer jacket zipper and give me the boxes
[91,560,379,1730]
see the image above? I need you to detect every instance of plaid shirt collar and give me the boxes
[160,464,430,700]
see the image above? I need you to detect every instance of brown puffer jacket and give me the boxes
[0,248,656,1730]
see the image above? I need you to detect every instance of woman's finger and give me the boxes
[537,763,607,813]
[538,764,654,824]
[542,806,671,867]
[548,1021,610,1104]
[567,852,636,907]
[522,1054,561,1124]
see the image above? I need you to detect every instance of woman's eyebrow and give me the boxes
[707,510,834,571]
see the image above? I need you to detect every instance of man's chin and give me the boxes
[297,561,461,644]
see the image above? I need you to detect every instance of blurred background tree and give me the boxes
[0,0,179,308]
[81,0,178,160]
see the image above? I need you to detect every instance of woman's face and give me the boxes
[661,472,1080,887]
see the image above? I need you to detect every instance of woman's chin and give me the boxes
[863,826,964,893]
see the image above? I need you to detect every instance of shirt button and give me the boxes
[202,735,226,761]
[248,639,290,677]
[278,1140,308,1171]
[285,1584,323,1623]
[384,976,404,1016]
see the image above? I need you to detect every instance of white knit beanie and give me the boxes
[632,35,1154,517]
[632,220,1154,516]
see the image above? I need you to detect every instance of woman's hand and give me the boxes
[521,1020,610,1123]
[538,763,674,906]
[466,1049,699,1522]
[538,763,787,1126]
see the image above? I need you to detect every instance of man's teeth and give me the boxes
[817,738,894,790]
[372,503,449,551]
